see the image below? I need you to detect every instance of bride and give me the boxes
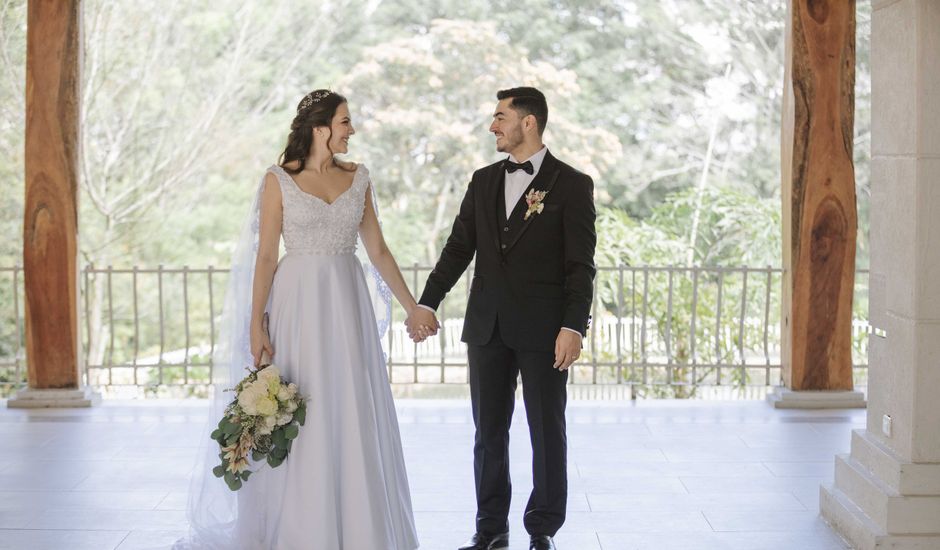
[177,89,431,549]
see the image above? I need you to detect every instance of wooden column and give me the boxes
[780,0,858,394]
[22,1,82,390]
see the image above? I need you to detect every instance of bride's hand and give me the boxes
[250,326,274,367]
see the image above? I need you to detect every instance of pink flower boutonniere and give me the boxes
[524,189,548,220]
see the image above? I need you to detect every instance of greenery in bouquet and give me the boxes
[210,364,306,491]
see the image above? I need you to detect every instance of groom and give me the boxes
[407,87,596,550]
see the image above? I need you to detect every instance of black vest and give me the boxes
[497,171,538,254]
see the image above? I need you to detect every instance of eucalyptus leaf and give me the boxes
[272,429,287,448]
[221,417,240,435]
[212,465,225,478]
[284,424,299,440]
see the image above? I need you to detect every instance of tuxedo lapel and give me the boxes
[502,152,560,254]
[487,163,506,257]
[497,166,508,227]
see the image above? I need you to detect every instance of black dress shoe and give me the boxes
[529,534,557,550]
[457,531,509,550]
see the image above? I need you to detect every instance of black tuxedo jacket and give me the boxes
[418,150,596,353]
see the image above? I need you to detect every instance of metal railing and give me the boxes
[0,264,871,396]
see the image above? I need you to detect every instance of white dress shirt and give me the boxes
[504,146,548,219]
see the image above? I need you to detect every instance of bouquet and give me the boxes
[210,356,307,491]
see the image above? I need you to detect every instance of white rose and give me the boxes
[277,387,291,402]
[287,383,298,396]
[257,368,281,393]
[265,415,277,429]
[286,401,298,413]
[257,366,280,382]
[276,413,293,426]
[246,379,264,395]
[238,387,260,415]
[256,396,278,417]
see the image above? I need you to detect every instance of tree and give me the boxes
[341,18,621,262]
[77,0,370,366]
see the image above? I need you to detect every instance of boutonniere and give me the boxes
[524,189,548,220]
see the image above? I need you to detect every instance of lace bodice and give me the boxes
[266,164,369,254]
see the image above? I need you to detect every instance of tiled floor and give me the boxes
[0,398,861,550]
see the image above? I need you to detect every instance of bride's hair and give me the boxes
[278,89,350,174]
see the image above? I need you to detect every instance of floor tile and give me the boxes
[703,509,832,532]
[116,529,188,550]
[0,490,168,511]
[27,509,187,531]
[0,529,128,550]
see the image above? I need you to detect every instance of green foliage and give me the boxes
[589,186,784,397]
[595,184,780,271]
[284,424,299,440]
[294,401,306,425]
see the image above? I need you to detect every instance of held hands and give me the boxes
[405,307,440,343]
[553,329,582,371]
[250,324,274,367]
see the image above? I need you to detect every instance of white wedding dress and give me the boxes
[178,164,419,550]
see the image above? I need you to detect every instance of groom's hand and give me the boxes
[553,329,582,371]
[405,307,440,343]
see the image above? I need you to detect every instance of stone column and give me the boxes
[820,1,940,547]
[7,0,99,408]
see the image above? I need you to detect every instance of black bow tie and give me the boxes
[505,160,534,175]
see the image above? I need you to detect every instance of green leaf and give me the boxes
[272,447,287,460]
[226,477,242,491]
[295,404,306,426]
[240,470,253,481]
[210,428,223,441]
[224,471,236,486]
[225,434,240,447]
[267,454,284,468]
[212,465,225,478]
[272,429,287,448]
[251,449,266,462]
[284,424,299,440]
[221,417,240,435]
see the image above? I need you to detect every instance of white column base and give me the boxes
[6,387,102,408]
[766,386,867,409]
[820,430,940,549]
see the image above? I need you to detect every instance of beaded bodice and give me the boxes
[267,164,369,254]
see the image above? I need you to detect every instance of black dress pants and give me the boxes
[467,320,568,537]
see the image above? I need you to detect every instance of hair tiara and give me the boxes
[298,90,333,113]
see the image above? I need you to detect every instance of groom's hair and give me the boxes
[497,87,548,136]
